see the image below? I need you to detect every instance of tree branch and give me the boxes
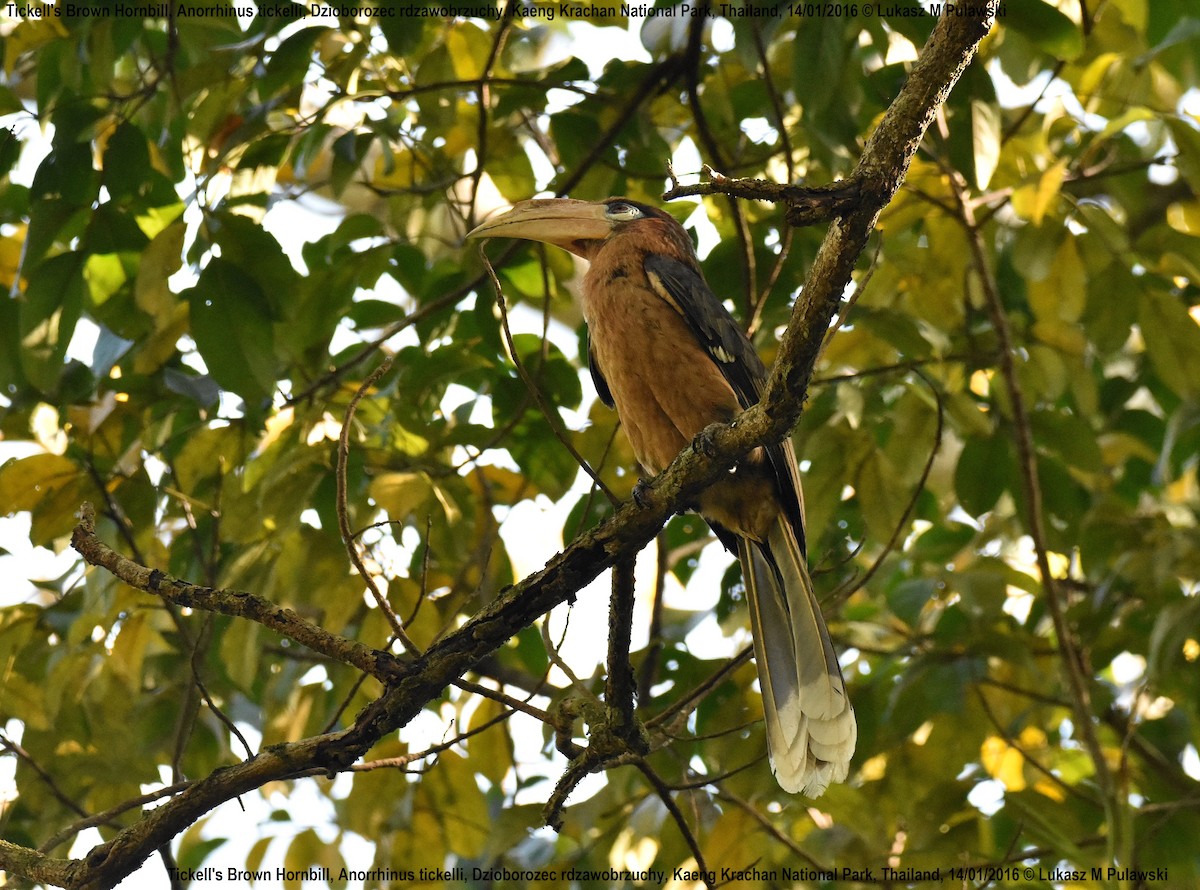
[70,504,402,684]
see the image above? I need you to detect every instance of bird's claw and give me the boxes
[692,425,720,458]
[632,478,654,508]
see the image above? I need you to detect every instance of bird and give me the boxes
[468,197,855,795]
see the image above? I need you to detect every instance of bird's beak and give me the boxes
[466,199,611,258]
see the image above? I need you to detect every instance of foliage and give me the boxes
[1,0,1199,887]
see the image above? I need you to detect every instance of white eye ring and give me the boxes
[605,202,643,221]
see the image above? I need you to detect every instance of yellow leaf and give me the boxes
[4,15,69,76]
[858,752,888,781]
[0,229,26,290]
[413,751,490,859]
[245,836,274,878]
[1031,319,1088,355]
[0,453,81,513]
[1097,106,1157,143]
[442,121,474,157]
[1098,431,1160,466]
[0,674,51,730]
[371,145,414,190]
[1018,725,1048,748]
[1028,237,1086,323]
[132,303,190,375]
[1166,200,1200,236]
[370,470,433,520]
[83,253,127,306]
[136,222,185,318]
[1034,778,1067,801]
[445,23,489,80]
[1076,52,1121,104]
[467,696,514,785]
[283,829,323,890]
[981,735,1027,791]
[466,464,529,505]
[1012,160,1067,224]
[108,612,162,690]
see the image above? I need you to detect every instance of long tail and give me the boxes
[738,518,856,795]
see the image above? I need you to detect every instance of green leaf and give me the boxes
[910,522,977,564]
[83,204,150,255]
[0,454,81,514]
[857,448,913,547]
[135,221,186,320]
[101,123,151,200]
[1031,409,1103,473]
[510,333,583,411]
[19,252,86,393]
[1003,0,1084,59]
[83,253,128,306]
[185,257,279,402]
[955,434,1013,517]
[207,212,297,312]
[888,578,936,627]
[1139,289,1200,401]
[1027,236,1086,324]
[175,836,228,874]
[30,138,98,207]
[349,298,409,329]
[0,123,22,180]
[377,10,424,55]
[468,696,514,785]
[411,751,490,859]
[261,26,329,98]
[1165,117,1200,193]
[236,132,291,172]
[0,85,24,116]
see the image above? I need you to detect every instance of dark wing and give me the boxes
[643,253,766,409]
[643,253,807,555]
[587,335,614,408]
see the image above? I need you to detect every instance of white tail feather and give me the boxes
[740,521,856,796]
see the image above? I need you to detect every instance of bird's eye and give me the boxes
[605,202,643,221]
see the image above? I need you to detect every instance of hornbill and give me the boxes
[468,197,855,795]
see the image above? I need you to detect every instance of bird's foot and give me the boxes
[632,477,654,508]
[692,423,721,458]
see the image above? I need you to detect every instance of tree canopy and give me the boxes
[1,0,1199,888]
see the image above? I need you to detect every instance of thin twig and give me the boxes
[336,354,418,654]
[37,783,193,856]
[646,647,753,729]
[480,246,620,504]
[828,368,945,607]
[951,174,1121,873]
[0,733,88,820]
[634,761,714,888]
[973,684,1096,806]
